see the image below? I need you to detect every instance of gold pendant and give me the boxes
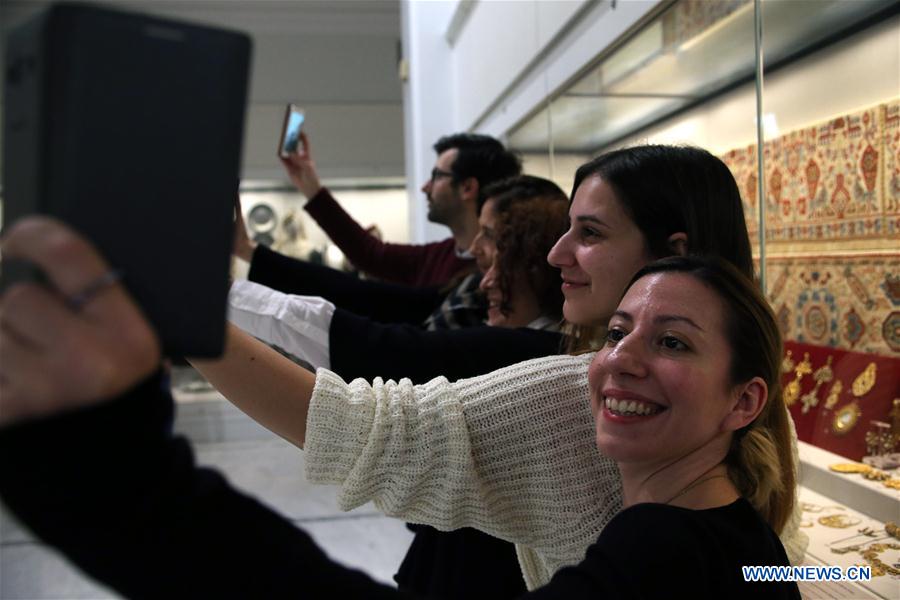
[800,390,818,414]
[784,379,801,406]
[814,356,835,385]
[801,356,834,414]
[781,349,795,374]
[783,352,812,407]
[852,362,877,397]
[832,401,861,435]
[824,380,843,410]
[796,353,813,378]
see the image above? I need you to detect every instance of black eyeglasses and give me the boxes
[430,168,454,183]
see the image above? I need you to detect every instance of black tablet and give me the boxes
[2,2,252,357]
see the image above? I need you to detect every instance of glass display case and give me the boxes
[507,2,899,594]
[508,0,898,464]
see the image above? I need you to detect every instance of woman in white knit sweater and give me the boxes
[192,146,807,589]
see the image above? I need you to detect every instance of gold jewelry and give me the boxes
[783,352,813,407]
[886,522,900,540]
[818,514,863,528]
[781,350,795,374]
[832,401,862,435]
[860,543,900,577]
[801,502,824,512]
[784,380,801,407]
[862,469,891,481]
[828,462,872,474]
[824,380,843,410]
[801,356,834,414]
[883,478,900,490]
[796,352,813,378]
[830,536,891,554]
[852,362,877,398]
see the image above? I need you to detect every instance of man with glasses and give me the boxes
[234,132,521,288]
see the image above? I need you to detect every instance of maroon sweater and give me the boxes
[304,187,474,288]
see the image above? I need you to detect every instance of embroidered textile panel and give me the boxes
[721,99,899,356]
[722,99,900,252]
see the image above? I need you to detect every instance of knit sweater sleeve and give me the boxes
[304,353,626,585]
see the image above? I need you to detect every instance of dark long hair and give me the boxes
[567,145,754,351]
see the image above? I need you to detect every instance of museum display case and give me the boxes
[506,2,899,594]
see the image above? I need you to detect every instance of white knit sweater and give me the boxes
[305,353,808,590]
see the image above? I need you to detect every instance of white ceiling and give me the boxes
[0,0,405,185]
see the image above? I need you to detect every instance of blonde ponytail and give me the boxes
[727,384,795,534]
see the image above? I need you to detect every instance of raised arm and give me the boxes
[247,244,445,325]
[190,322,315,448]
[282,132,471,287]
[228,279,561,383]
[304,353,621,586]
[228,279,333,369]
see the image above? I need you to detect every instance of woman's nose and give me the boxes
[468,234,482,258]
[601,335,648,378]
[479,263,498,292]
[547,230,573,268]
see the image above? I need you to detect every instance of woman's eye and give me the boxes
[605,328,626,345]
[660,336,688,351]
[580,227,600,240]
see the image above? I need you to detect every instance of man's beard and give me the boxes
[426,197,449,225]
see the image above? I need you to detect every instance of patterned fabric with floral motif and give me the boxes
[722,99,899,356]
[766,255,899,356]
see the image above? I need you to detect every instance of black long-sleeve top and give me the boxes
[0,375,800,600]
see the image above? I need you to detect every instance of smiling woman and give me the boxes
[198,145,806,590]
[0,221,800,597]
[591,262,790,517]
[478,180,568,328]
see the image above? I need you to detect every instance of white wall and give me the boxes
[401,0,458,243]
[402,0,660,242]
